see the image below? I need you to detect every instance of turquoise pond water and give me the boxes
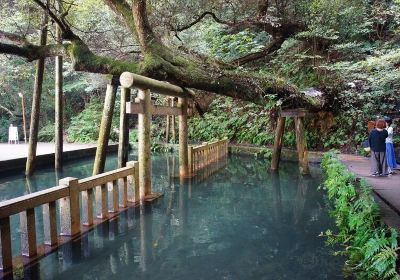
[0,152,344,279]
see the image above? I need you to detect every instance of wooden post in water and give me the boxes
[165,97,170,143]
[271,117,286,171]
[171,98,176,143]
[93,84,117,175]
[26,8,49,176]
[118,87,130,168]
[54,0,63,170]
[178,97,189,177]
[294,116,310,175]
[138,89,152,200]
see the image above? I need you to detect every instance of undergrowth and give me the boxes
[320,152,399,279]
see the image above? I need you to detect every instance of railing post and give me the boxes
[110,179,118,213]
[127,161,139,203]
[96,184,108,219]
[59,177,81,236]
[119,177,128,208]
[82,188,94,226]
[20,208,37,257]
[0,217,12,271]
[43,201,58,246]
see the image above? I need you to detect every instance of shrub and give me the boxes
[320,152,399,279]
[66,98,119,143]
[38,123,55,142]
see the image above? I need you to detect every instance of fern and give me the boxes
[320,152,400,279]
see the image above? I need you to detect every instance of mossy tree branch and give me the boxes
[0,0,325,111]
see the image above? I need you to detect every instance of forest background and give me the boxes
[0,0,399,154]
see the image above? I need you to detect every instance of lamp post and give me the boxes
[18,92,27,143]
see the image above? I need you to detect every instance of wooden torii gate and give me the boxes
[270,109,310,175]
[120,72,192,202]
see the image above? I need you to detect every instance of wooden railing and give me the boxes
[0,161,139,271]
[188,138,229,176]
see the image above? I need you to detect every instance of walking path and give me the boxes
[0,143,96,161]
[0,142,120,175]
[340,154,400,228]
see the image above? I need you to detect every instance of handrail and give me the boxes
[78,166,133,191]
[0,161,139,272]
[188,138,229,176]
[0,186,69,219]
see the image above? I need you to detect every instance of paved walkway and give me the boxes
[0,143,96,161]
[340,154,400,228]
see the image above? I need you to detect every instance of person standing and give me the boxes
[368,119,389,176]
[385,117,397,174]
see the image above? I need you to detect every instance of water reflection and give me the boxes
[8,154,343,280]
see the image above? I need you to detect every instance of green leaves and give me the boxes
[321,153,399,279]
[188,97,275,146]
[205,26,270,61]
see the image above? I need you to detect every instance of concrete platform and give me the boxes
[0,142,118,175]
[340,154,400,229]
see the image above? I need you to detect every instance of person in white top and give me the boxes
[385,117,397,173]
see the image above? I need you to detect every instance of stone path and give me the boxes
[340,154,400,228]
[0,143,96,161]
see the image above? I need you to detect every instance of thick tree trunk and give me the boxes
[55,0,63,169]
[25,8,49,176]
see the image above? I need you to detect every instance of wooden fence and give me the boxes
[188,138,229,176]
[0,161,139,272]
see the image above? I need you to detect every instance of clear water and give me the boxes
[0,153,344,279]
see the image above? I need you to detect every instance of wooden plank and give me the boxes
[20,208,37,257]
[0,186,68,219]
[279,109,307,117]
[78,166,134,191]
[43,201,57,246]
[0,217,12,270]
[126,101,144,114]
[152,105,182,116]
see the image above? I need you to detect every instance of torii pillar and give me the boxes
[271,109,310,175]
[120,72,192,201]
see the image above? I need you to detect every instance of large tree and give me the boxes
[0,0,326,110]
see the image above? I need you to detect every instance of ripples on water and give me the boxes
[0,152,344,279]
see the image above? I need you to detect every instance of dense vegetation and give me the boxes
[1,0,398,153]
[321,152,398,279]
